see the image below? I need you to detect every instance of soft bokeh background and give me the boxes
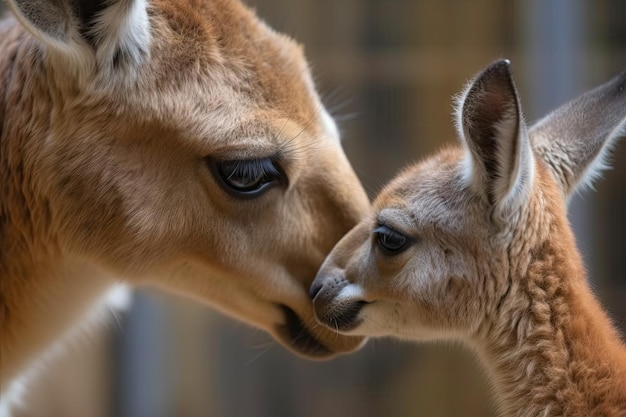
[2,0,624,416]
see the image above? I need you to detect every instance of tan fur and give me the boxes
[0,0,370,390]
[311,61,626,416]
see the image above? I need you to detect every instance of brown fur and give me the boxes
[0,0,370,392]
[311,61,626,416]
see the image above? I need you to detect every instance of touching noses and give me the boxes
[310,267,366,332]
[309,269,346,306]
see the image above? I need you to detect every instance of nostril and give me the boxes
[309,280,324,299]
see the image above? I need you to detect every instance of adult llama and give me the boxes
[0,0,371,396]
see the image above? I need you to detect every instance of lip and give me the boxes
[274,305,365,359]
[275,305,334,358]
[314,299,367,332]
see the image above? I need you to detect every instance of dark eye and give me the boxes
[373,225,411,255]
[208,157,284,198]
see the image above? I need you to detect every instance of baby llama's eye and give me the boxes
[207,157,284,198]
[373,225,411,255]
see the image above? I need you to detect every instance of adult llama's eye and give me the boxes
[207,157,284,198]
[374,225,411,255]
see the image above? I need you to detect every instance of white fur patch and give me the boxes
[321,106,341,142]
[91,0,151,69]
[453,68,535,212]
[493,117,535,211]
[9,0,151,88]
[337,283,365,301]
[574,113,626,195]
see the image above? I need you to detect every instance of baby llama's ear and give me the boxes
[530,70,626,202]
[455,59,534,212]
[8,0,150,79]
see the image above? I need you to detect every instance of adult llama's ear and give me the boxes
[530,70,626,201]
[455,59,534,212]
[8,0,150,79]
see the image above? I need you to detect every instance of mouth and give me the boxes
[314,300,367,332]
[274,305,365,360]
[276,305,333,358]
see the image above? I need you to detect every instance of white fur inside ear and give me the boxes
[453,73,534,211]
[493,114,535,210]
[9,0,151,87]
[91,0,151,77]
[574,115,626,196]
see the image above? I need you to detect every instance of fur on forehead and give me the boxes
[374,147,476,233]
[142,1,317,118]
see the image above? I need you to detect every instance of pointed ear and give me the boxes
[8,0,150,75]
[455,60,534,211]
[530,70,626,200]
[9,0,101,45]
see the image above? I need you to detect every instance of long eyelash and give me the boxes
[227,158,281,180]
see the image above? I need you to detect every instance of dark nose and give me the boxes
[309,280,324,299]
[310,272,366,332]
[309,265,343,300]
[310,268,348,303]
[310,272,349,312]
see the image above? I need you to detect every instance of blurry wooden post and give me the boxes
[114,291,172,417]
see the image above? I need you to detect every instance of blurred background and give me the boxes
[2,0,624,416]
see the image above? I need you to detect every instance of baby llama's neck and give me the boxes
[476,237,626,417]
